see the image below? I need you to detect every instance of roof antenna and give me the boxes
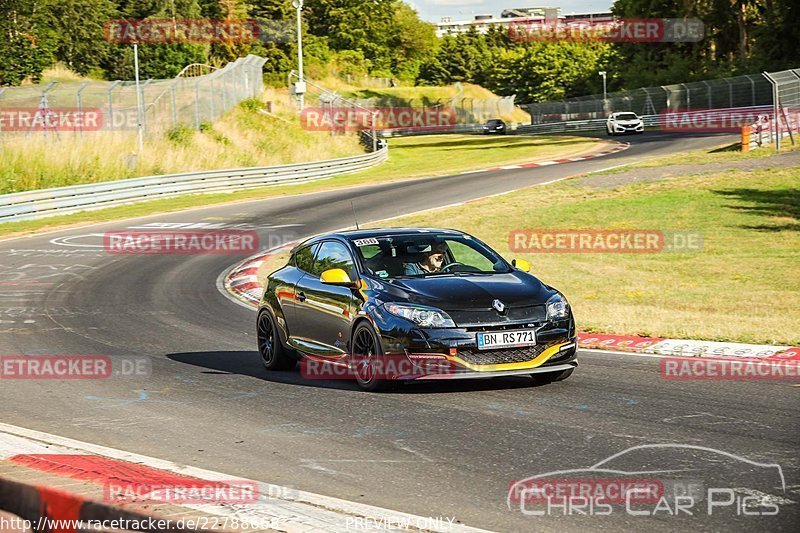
[350,201,360,230]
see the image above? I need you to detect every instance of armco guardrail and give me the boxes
[0,146,388,223]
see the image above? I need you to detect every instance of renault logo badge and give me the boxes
[492,299,506,313]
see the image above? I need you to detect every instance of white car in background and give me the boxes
[606,112,644,135]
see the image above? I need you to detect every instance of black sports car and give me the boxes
[482,118,507,134]
[257,228,577,391]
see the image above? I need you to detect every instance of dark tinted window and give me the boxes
[294,244,318,273]
[312,241,357,279]
[616,113,638,121]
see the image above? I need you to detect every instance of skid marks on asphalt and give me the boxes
[661,412,774,430]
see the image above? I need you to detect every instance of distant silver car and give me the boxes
[606,112,644,135]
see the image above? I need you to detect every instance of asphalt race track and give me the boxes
[0,132,797,531]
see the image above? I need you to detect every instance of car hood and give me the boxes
[380,272,554,309]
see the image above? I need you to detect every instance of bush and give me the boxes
[239,98,265,112]
[166,124,194,146]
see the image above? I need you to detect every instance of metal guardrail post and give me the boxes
[76,81,89,139]
[763,72,780,149]
[106,81,121,132]
[140,79,153,134]
[171,83,178,126]
[194,78,202,129]
[0,87,7,148]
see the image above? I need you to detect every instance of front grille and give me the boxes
[448,305,546,327]
[457,343,555,366]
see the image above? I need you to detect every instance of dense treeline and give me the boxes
[1,0,797,102]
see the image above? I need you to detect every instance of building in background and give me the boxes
[435,6,614,37]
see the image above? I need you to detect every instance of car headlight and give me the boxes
[385,303,456,328]
[546,293,569,321]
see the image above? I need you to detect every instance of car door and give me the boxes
[292,240,359,359]
[280,243,318,338]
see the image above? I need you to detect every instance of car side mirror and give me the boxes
[320,268,358,287]
[512,259,531,273]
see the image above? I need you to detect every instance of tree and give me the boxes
[40,0,116,76]
[0,0,56,85]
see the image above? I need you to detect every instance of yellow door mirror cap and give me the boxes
[512,259,531,273]
[320,268,356,286]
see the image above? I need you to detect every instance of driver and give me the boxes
[403,242,448,276]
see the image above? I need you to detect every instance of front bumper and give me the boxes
[373,310,577,380]
[613,123,644,133]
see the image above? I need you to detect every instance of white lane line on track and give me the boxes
[0,422,488,533]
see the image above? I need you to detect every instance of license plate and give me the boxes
[477,329,537,350]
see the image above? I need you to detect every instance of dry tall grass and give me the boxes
[0,88,362,194]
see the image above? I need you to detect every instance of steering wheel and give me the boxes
[439,262,465,272]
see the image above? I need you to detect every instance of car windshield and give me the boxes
[615,113,638,121]
[352,234,512,278]
[487,119,503,125]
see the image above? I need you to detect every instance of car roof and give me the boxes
[293,228,466,251]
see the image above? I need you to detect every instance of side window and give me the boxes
[448,240,495,271]
[312,241,357,280]
[294,244,318,273]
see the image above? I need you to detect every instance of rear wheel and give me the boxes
[531,367,574,384]
[257,311,296,371]
[351,323,390,392]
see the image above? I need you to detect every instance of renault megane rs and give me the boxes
[257,228,577,391]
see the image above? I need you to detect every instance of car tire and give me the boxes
[531,367,574,384]
[351,322,390,392]
[257,310,296,371]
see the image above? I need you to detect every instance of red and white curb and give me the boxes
[577,333,800,361]
[461,141,630,174]
[218,243,297,309]
[0,423,487,532]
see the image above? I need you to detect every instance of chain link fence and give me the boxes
[519,68,800,150]
[763,69,800,149]
[292,75,516,136]
[524,73,774,123]
[0,55,266,144]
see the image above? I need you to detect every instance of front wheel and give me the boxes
[257,311,296,371]
[351,322,390,392]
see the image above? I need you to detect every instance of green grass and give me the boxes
[343,134,599,184]
[0,134,603,238]
[371,166,800,346]
[596,140,800,174]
